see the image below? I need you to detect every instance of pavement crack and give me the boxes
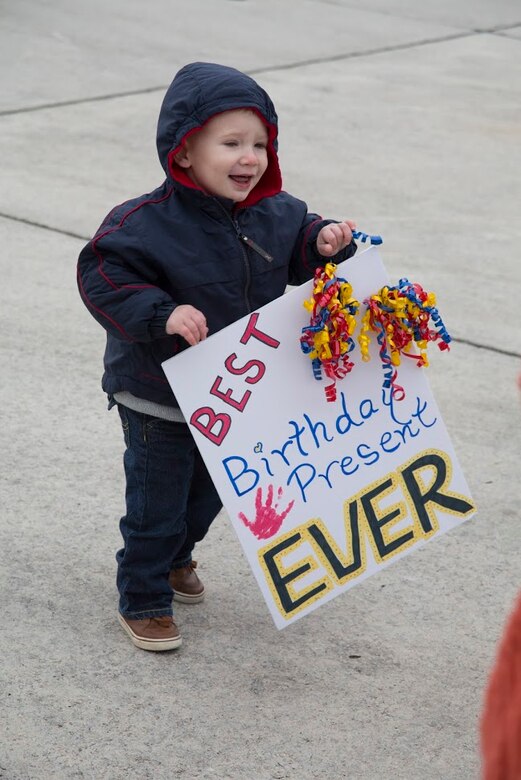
[0,211,88,242]
[1,209,518,362]
[1,25,519,117]
[451,337,520,360]
[248,30,479,75]
[0,85,168,117]
[478,22,521,33]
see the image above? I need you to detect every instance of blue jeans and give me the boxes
[116,405,222,619]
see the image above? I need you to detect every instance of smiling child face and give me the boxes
[175,109,269,202]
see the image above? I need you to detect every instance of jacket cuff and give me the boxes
[148,302,177,339]
[334,238,358,263]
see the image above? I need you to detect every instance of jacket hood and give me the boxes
[156,62,282,207]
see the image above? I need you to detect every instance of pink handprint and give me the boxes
[238,485,294,540]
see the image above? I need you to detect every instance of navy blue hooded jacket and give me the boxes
[77,62,357,407]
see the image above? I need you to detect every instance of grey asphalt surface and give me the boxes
[1,2,520,779]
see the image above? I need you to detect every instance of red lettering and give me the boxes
[190,315,277,444]
[240,312,280,349]
[224,353,266,385]
[190,407,231,446]
[210,376,251,411]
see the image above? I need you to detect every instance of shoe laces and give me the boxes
[151,616,174,628]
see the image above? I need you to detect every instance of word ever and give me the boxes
[190,313,280,446]
[258,449,475,619]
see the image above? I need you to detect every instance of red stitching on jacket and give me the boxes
[91,187,174,289]
[139,372,169,384]
[77,269,132,340]
[79,187,175,341]
[300,217,323,273]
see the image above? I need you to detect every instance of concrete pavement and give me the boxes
[1,2,520,778]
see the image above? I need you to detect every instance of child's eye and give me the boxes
[224,141,238,147]
[255,142,267,150]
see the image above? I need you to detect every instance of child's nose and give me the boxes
[240,148,259,165]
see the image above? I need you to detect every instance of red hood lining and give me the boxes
[166,108,282,208]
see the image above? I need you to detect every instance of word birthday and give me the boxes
[258,449,475,619]
[222,387,438,503]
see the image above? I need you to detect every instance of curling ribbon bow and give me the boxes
[300,228,451,402]
[360,278,451,400]
[351,229,383,245]
[300,262,360,403]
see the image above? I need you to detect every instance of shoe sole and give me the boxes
[118,613,182,652]
[173,588,205,604]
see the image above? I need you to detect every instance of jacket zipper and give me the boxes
[233,219,253,311]
[211,198,273,311]
[238,234,273,263]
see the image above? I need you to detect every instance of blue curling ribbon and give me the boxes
[352,229,383,246]
[397,278,451,347]
[374,321,394,389]
[430,309,452,346]
[311,358,323,381]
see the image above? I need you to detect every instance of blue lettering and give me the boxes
[357,442,380,466]
[261,457,274,477]
[271,439,295,466]
[380,430,400,453]
[222,456,259,497]
[287,463,316,503]
[335,391,364,435]
[340,455,359,476]
[359,398,379,420]
[394,422,420,444]
[303,413,334,449]
[287,420,310,457]
[412,396,437,429]
[317,460,339,488]
[381,387,410,425]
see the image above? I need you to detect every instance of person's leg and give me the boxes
[116,406,196,619]
[169,441,222,602]
[172,446,222,569]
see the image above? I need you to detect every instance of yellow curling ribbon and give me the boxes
[300,262,360,402]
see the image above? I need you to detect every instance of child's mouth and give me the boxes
[229,175,253,189]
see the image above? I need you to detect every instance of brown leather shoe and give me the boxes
[169,560,205,604]
[118,613,182,651]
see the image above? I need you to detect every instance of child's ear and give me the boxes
[174,146,191,169]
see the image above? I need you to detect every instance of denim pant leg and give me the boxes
[171,446,223,569]
[115,405,220,619]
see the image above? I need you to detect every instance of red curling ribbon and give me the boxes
[359,279,451,400]
[300,262,451,403]
[300,263,360,402]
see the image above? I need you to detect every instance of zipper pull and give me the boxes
[239,233,273,263]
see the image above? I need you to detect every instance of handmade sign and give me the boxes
[162,246,476,629]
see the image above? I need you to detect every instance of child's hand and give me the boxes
[166,305,208,346]
[316,220,357,257]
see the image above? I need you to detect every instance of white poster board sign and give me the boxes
[162,247,476,628]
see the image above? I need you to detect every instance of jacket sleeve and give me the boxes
[77,225,176,343]
[288,212,357,287]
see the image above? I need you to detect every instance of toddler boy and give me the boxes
[77,62,357,651]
